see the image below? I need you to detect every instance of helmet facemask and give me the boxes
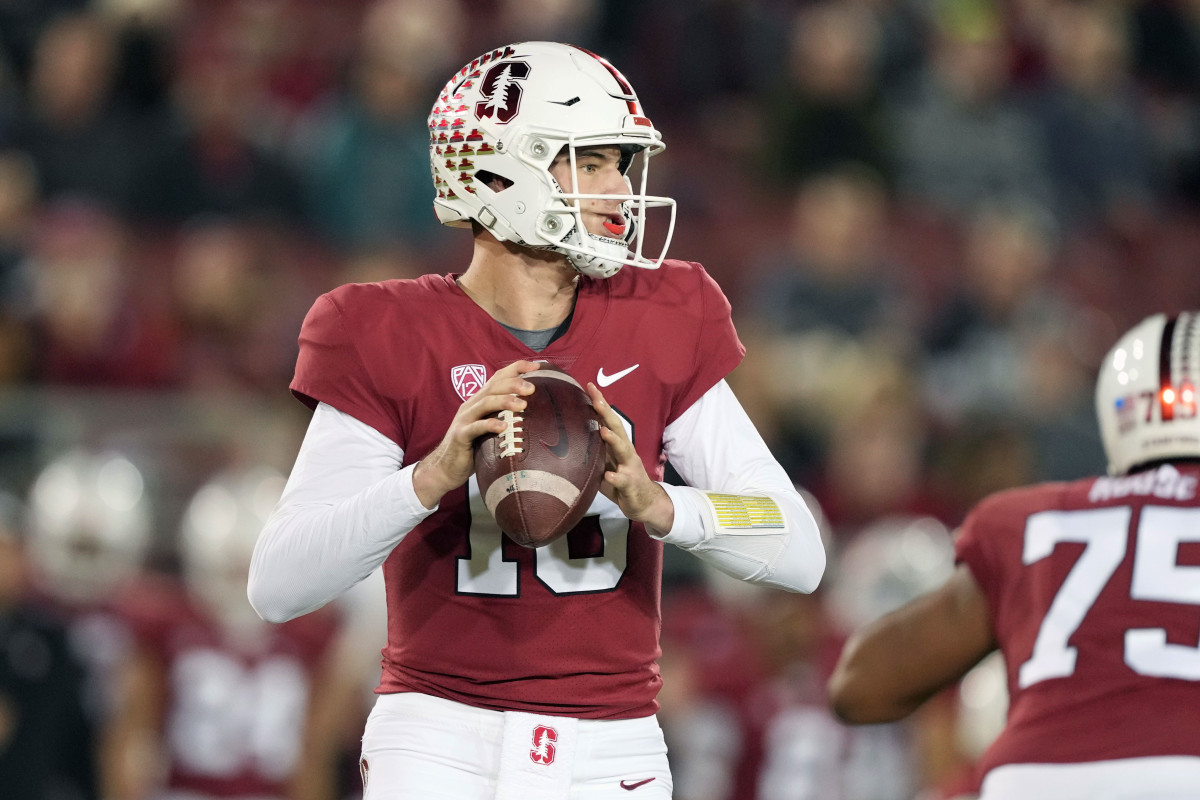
[534,136,675,278]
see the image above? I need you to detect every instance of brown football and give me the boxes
[473,364,605,548]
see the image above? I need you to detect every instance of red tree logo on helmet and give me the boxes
[475,61,530,124]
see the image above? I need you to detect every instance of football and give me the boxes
[474,364,605,548]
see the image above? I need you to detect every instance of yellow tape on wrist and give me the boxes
[703,493,785,530]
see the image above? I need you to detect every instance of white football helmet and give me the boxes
[27,449,152,604]
[1096,311,1200,475]
[428,41,676,278]
[827,515,955,634]
[180,465,285,633]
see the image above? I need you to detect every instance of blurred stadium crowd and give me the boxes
[2,0,1200,798]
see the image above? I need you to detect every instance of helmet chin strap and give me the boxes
[563,239,626,278]
[561,206,636,278]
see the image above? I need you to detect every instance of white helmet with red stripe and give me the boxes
[827,514,954,634]
[1096,311,1200,475]
[428,41,676,278]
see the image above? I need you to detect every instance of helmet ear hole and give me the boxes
[476,170,513,192]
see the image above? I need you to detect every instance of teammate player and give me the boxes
[248,41,825,799]
[24,449,153,800]
[108,466,343,800]
[827,311,1200,799]
[0,492,98,799]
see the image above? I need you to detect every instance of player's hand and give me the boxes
[586,383,675,535]
[413,360,542,509]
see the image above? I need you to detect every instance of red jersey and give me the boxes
[956,463,1200,778]
[122,579,339,797]
[291,261,744,719]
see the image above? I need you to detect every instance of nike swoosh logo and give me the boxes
[620,778,656,790]
[541,392,570,459]
[597,364,639,387]
[549,96,581,106]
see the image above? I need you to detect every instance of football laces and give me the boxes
[497,410,525,457]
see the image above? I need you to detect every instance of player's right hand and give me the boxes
[412,360,541,509]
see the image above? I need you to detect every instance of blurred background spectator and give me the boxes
[755,2,891,186]
[3,1,1199,798]
[12,11,137,211]
[734,164,916,487]
[1032,0,1160,232]
[26,200,177,387]
[285,0,459,252]
[886,0,1054,224]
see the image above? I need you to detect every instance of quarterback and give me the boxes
[249,42,825,800]
[828,312,1200,799]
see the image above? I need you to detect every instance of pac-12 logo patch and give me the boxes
[530,725,558,765]
[452,364,487,400]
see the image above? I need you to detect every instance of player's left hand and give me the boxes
[586,383,675,535]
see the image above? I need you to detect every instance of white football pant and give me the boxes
[980,756,1200,799]
[360,692,672,799]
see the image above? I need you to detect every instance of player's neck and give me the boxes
[459,234,579,331]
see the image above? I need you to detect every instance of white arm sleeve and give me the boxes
[247,402,436,623]
[656,380,825,593]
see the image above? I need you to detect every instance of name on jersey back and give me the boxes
[1089,464,1198,503]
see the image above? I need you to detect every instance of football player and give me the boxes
[106,466,344,800]
[25,449,154,739]
[249,41,826,799]
[828,311,1200,799]
[0,490,99,799]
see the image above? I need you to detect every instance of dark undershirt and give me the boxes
[499,308,574,352]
